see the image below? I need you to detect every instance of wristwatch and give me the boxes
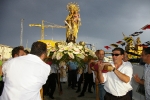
[113,67,116,72]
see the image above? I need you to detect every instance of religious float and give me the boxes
[32,3,97,100]
[32,2,98,68]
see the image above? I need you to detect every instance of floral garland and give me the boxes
[47,42,97,68]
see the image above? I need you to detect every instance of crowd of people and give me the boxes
[0,41,150,100]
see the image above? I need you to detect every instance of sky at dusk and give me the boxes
[0,0,150,52]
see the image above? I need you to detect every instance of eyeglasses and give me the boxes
[111,54,121,56]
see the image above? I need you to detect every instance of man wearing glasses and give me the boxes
[97,47,133,100]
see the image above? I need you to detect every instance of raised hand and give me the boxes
[97,61,104,71]
[133,74,141,83]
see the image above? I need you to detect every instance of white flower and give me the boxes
[52,52,57,59]
[56,52,64,60]
[80,50,85,54]
[84,48,89,52]
[51,47,56,52]
[47,49,51,57]
[58,44,63,48]
[49,41,96,67]
[59,47,65,52]
[73,47,80,54]
[76,54,85,59]
[68,52,74,59]
[77,45,83,50]
[89,50,96,57]
[68,42,73,47]
[68,47,73,52]
[64,46,69,51]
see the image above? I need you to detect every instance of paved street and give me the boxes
[44,82,96,100]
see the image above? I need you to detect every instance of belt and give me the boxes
[106,92,126,98]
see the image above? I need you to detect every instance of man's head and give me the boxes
[12,46,25,58]
[97,49,105,61]
[123,51,129,62]
[30,41,47,60]
[95,50,99,57]
[112,47,124,64]
[24,50,30,55]
[141,47,150,64]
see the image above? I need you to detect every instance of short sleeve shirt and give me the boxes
[143,64,150,100]
[67,61,78,70]
[103,61,133,96]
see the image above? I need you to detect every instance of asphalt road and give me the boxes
[44,82,96,100]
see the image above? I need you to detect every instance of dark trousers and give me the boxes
[43,73,56,97]
[98,84,106,100]
[80,73,93,95]
[0,81,4,96]
[49,73,57,97]
[128,90,132,100]
[68,70,77,88]
[77,73,84,91]
[43,75,50,96]
[104,92,131,100]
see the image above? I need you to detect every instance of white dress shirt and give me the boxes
[103,61,133,96]
[0,54,50,100]
[84,64,88,73]
[143,64,150,100]
[50,64,58,74]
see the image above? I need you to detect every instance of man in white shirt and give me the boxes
[1,46,24,96]
[123,51,133,100]
[0,41,51,100]
[98,47,133,100]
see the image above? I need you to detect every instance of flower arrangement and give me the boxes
[47,42,97,68]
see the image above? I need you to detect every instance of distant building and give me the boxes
[0,44,13,60]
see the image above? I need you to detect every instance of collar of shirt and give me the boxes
[25,54,44,63]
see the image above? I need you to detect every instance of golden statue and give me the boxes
[135,37,143,57]
[136,37,141,45]
[65,2,81,43]
[125,40,135,59]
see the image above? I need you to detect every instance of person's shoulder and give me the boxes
[44,63,51,69]
[40,61,50,72]
[4,58,14,64]
[123,61,133,68]
[124,61,132,65]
